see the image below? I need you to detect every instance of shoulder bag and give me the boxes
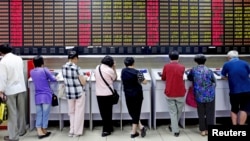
[98,65,119,105]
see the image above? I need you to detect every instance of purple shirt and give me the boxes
[30,67,57,104]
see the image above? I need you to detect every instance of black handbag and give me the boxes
[51,94,59,106]
[98,65,119,105]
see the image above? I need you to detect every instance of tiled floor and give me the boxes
[0,124,208,141]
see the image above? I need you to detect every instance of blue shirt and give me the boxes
[187,65,216,103]
[221,58,250,94]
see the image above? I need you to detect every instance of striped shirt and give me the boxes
[62,62,84,99]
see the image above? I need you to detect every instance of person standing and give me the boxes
[221,50,250,125]
[62,51,87,137]
[94,55,117,137]
[121,57,147,138]
[161,50,186,137]
[30,56,57,139]
[187,54,216,136]
[0,44,27,141]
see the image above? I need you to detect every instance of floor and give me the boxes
[0,122,208,141]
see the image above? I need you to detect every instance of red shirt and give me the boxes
[161,61,186,97]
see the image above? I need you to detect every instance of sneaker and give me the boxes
[140,127,147,137]
[68,133,74,137]
[130,132,139,138]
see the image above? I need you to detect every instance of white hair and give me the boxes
[227,50,238,58]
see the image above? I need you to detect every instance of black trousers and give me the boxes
[197,100,215,131]
[97,95,113,133]
[125,94,143,124]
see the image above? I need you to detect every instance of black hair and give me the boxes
[169,50,179,60]
[101,55,114,67]
[0,43,12,54]
[194,54,206,65]
[33,55,44,67]
[124,57,134,67]
[68,50,78,59]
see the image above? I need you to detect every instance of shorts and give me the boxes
[229,92,250,114]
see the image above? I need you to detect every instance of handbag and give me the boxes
[186,86,197,108]
[0,95,8,124]
[98,65,119,105]
[44,69,59,107]
[51,94,59,106]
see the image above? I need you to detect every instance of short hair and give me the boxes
[124,57,134,67]
[0,43,12,54]
[33,55,44,67]
[227,50,238,58]
[68,50,78,59]
[101,55,114,67]
[169,50,179,60]
[194,54,206,65]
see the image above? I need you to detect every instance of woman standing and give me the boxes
[94,55,117,137]
[187,54,216,136]
[62,51,87,137]
[121,57,147,138]
[30,56,57,139]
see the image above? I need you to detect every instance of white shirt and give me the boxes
[0,53,26,95]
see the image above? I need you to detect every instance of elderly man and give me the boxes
[221,50,250,125]
[0,44,27,141]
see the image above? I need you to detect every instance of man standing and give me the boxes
[221,50,250,125]
[0,44,27,141]
[161,50,186,137]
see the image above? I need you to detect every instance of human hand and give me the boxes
[0,92,7,102]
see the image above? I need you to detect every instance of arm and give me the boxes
[112,63,117,81]
[44,68,57,82]
[77,67,87,86]
[138,71,147,84]
[161,66,166,81]
[0,64,7,100]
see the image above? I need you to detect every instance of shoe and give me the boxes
[68,133,74,137]
[73,134,81,137]
[141,127,147,137]
[174,132,180,137]
[201,131,206,136]
[101,132,111,137]
[19,130,27,136]
[38,132,51,139]
[168,126,172,132]
[130,132,139,138]
[45,132,51,136]
[4,136,19,141]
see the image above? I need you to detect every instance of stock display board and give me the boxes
[0,0,250,54]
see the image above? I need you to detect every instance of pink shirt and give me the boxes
[94,64,117,96]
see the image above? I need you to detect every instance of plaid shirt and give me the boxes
[62,62,84,99]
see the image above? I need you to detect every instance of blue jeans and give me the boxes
[36,104,51,128]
